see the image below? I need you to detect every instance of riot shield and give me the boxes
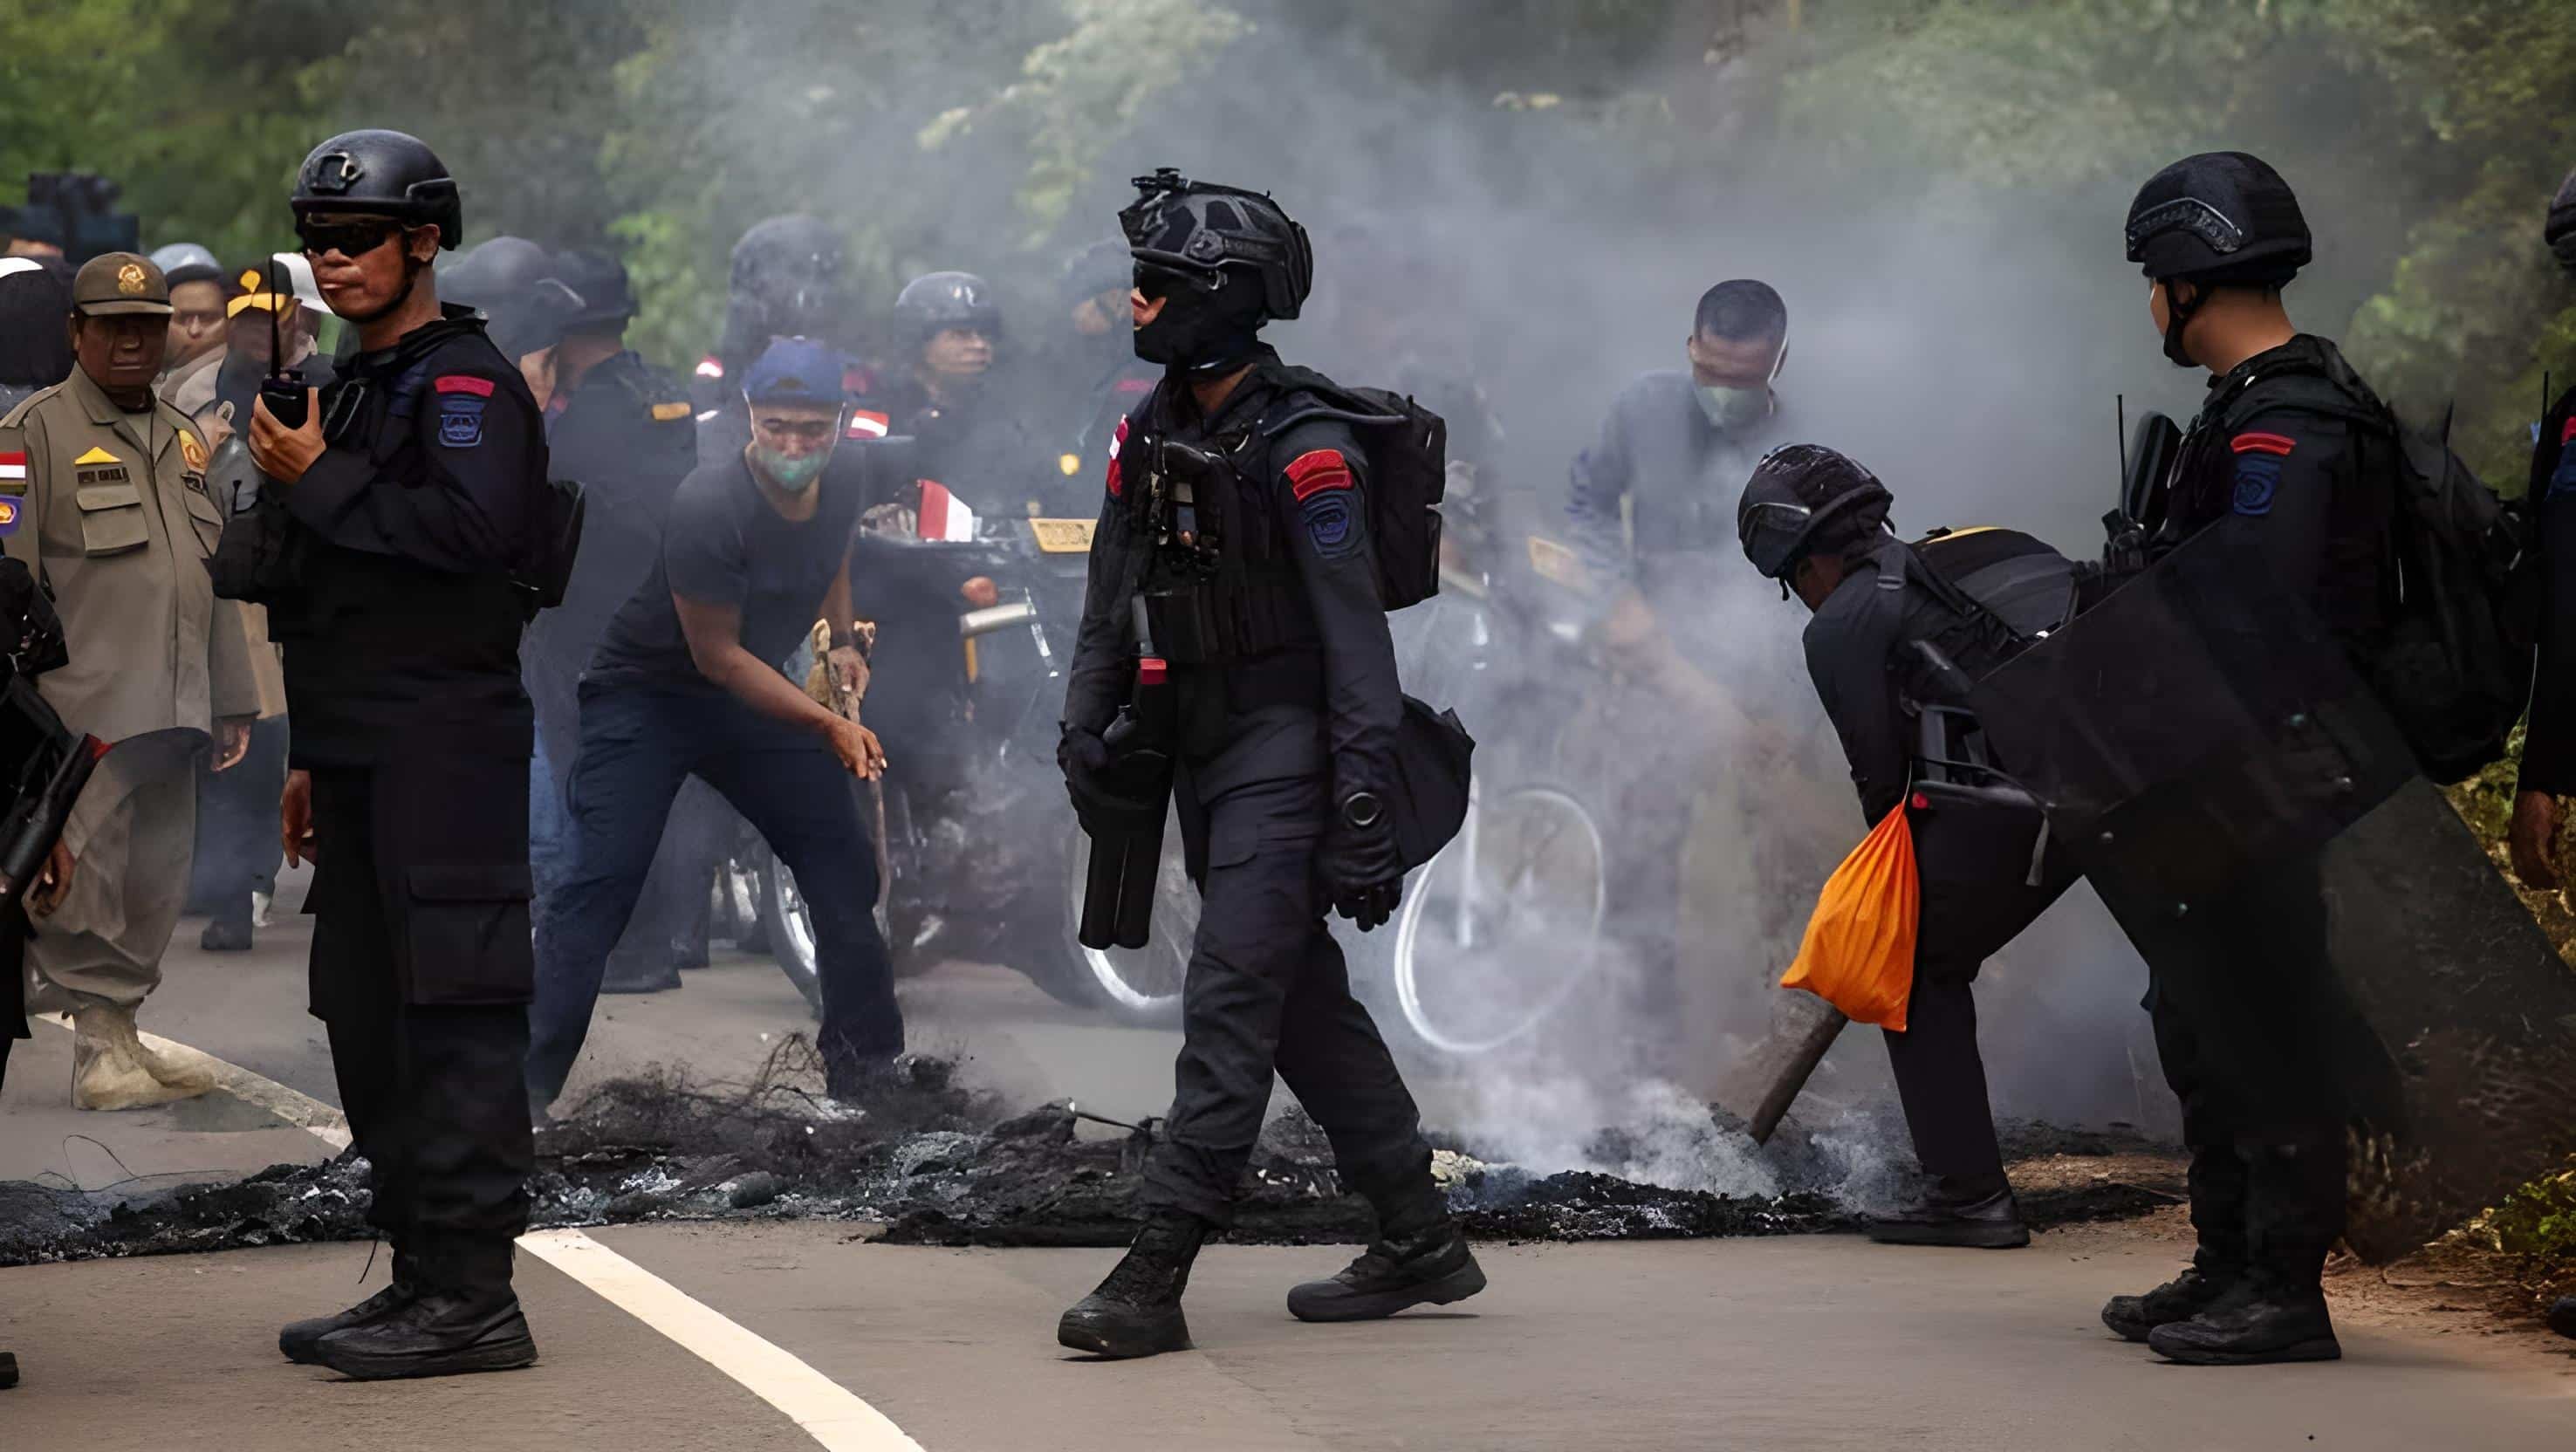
[1968,517,2415,908]
[2325,778,2576,1262]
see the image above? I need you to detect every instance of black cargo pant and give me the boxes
[2101,851,2350,1291]
[1882,799,2078,1189]
[307,762,535,1292]
[1142,710,1440,1232]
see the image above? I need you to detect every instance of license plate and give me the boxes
[1030,517,1096,553]
[1525,535,1589,589]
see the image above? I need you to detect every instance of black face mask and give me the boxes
[1133,269,1264,375]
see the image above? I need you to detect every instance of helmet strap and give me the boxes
[2159,278,2208,370]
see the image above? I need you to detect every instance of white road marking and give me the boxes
[32,1015,925,1451]
[520,1229,928,1452]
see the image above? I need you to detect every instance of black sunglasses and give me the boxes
[1133,259,1219,303]
[297,217,404,260]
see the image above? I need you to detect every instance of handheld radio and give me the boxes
[257,257,307,430]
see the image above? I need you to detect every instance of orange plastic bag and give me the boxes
[1780,802,1920,1031]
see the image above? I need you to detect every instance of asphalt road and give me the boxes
[4,883,2573,1449]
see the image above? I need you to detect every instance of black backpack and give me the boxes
[2201,361,2537,784]
[1261,367,1449,611]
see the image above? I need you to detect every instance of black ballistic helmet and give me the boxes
[439,236,550,314]
[2547,165,2576,277]
[1120,168,1312,322]
[547,249,638,333]
[894,271,1001,343]
[730,215,843,314]
[2125,152,2311,285]
[291,129,462,250]
[1737,444,1894,582]
[1059,238,1132,308]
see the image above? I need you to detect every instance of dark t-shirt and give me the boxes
[586,451,863,692]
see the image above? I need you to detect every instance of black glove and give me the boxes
[1059,723,1168,835]
[0,558,65,677]
[1321,791,1404,932]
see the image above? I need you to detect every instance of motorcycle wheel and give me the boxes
[1050,819,1192,1029]
[712,853,768,949]
[1392,780,1608,1057]
[757,853,826,1018]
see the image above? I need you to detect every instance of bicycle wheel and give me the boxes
[1392,781,1608,1056]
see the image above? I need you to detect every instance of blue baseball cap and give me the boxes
[742,336,849,408]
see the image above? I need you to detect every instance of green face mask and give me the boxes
[1696,384,1771,434]
[754,444,830,493]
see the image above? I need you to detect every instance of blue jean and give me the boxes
[525,685,903,1107]
[532,729,725,972]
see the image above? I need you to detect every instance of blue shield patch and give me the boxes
[1301,492,1359,559]
[2231,457,2280,517]
[2551,442,2576,499]
[438,395,487,449]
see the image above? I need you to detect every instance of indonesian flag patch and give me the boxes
[1106,416,1129,498]
[846,409,890,441]
[0,451,25,490]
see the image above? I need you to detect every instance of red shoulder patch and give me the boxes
[434,374,497,397]
[2560,416,2576,445]
[2230,431,2296,457]
[1106,416,1129,498]
[1285,448,1353,501]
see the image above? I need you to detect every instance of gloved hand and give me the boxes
[1321,791,1404,932]
[1059,723,1167,835]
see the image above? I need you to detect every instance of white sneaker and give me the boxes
[252,891,275,928]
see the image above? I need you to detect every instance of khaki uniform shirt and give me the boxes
[157,346,223,422]
[0,367,267,742]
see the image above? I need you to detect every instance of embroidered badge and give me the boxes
[439,394,488,448]
[71,445,120,466]
[1285,449,1353,501]
[1106,416,1129,498]
[1301,490,1360,558]
[115,264,146,296]
[179,428,207,472]
[433,374,497,398]
[0,497,19,536]
[2232,456,2281,517]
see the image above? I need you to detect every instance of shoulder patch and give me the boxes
[178,428,206,472]
[71,445,120,466]
[1106,416,1129,498]
[0,450,25,492]
[0,497,20,536]
[1285,448,1353,502]
[651,401,692,422]
[437,389,489,449]
[846,409,890,441]
[2230,431,2297,457]
[434,374,497,398]
[2232,455,2282,516]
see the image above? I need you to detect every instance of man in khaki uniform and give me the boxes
[0,252,264,1109]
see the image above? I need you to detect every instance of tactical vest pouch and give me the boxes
[209,485,309,606]
[519,476,586,619]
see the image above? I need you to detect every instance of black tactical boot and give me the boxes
[2101,1260,2243,1343]
[1,1350,17,1389]
[1287,1220,1487,1323]
[1058,1210,1209,1360]
[1865,1177,2030,1250]
[310,1243,536,1380]
[2548,1295,2576,1340]
[200,913,255,953]
[2148,1277,2340,1366]
[281,1250,420,1363]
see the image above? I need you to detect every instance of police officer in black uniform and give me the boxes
[241,129,558,1380]
[1738,446,2079,1250]
[1053,170,1483,1360]
[2506,168,2576,892]
[691,215,860,470]
[522,247,714,992]
[2095,152,2394,1366]
[860,270,1048,516]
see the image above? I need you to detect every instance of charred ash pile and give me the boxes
[0,1043,2182,1266]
